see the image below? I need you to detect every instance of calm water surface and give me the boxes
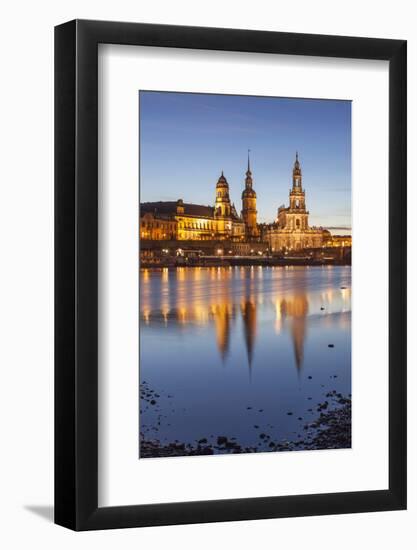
[140,265,351,453]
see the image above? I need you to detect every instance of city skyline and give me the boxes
[139,91,351,235]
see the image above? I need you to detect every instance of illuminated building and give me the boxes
[241,152,259,239]
[140,211,177,240]
[140,172,246,242]
[265,153,330,251]
[324,234,352,247]
[140,152,349,252]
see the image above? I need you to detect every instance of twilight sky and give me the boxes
[139,91,351,234]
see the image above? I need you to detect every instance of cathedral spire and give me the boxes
[292,151,302,189]
[241,150,258,238]
[294,151,301,173]
[245,150,253,188]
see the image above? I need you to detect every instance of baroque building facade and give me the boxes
[264,153,330,251]
[140,153,333,251]
[140,171,246,242]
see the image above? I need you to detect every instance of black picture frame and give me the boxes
[55,19,407,531]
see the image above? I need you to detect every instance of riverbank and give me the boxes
[141,256,351,268]
[140,389,351,458]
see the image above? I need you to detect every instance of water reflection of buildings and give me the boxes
[211,303,235,360]
[140,267,351,373]
[241,300,257,370]
[278,294,309,372]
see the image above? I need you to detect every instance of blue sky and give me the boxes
[139,91,351,233]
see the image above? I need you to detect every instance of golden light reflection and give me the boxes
[280,294,309,372]
[241,299,257,370]
[142,308,150,325]
[176,267,186,282]
[274,299,282,333]
[142,268,150,282]
[211,303,235,359]
[140,267,351,373]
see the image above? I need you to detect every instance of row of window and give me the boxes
[271,238,322,246]
[142,218,247,233]
[178,221,215,230]
[141,221,174,230]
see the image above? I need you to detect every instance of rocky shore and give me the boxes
[140,383,351,458]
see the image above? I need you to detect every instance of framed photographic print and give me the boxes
[55,20,407,530]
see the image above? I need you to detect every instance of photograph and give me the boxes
[0,1,409,542]
[139,91,352,458]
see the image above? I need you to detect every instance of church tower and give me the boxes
[286,152,309,231]
[241,151,259,238]
[215,171,232,218]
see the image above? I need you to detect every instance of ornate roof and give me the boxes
[216,171,229,188]
[140,201,215,218]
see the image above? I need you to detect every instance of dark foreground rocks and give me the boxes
[140,392,351,458]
